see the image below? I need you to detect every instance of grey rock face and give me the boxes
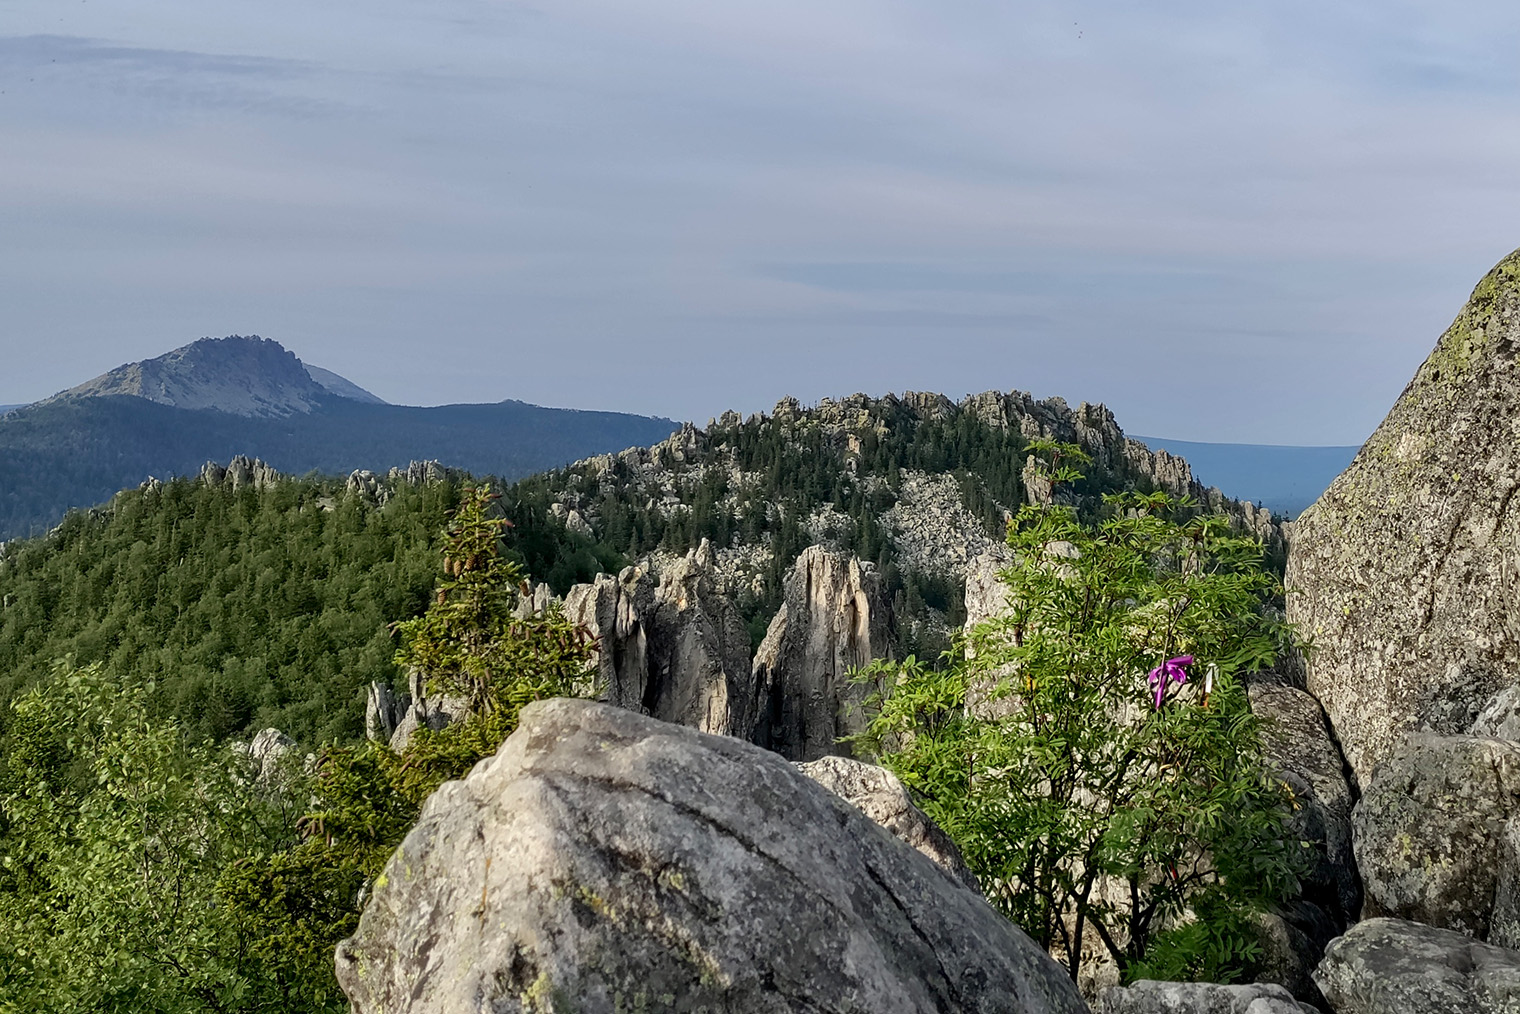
[563,543,754,737]
[1098,980,1313,1014]
[388,667,471,753]
[364,682,398,743]
[562,565,658,711]
[1353,733,1520,939]
[511,581,557,620]
[335,698,1088,1014]
[1247,679,1360,930]
[797,754,980,893]
[1286,251,1520,785]
[237,727,295,783]
[964,551,1012,631]
[645,540,755,736]
[751,545,893,760]
[1474,687,1520,741]
[1314,917,1520,1014]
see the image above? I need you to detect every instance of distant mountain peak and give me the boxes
[43,335,383,418]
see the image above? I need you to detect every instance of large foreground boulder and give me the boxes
[1314,917,1520,1014]
[335,698,1086,1014]
[1353,733,1520,939]
[1287,250,1520,785]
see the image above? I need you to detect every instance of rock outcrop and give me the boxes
[1287,250,1520,784]
[964,550,1014,631]
[365,682,398,743]
[1098,980,1313,1013]
[388,667,471,753]
[751,545,893,760]
[237,727,295,783]
[562,542,755,737]
[1353,733,1520,939]
[562,565,658,712]
[644,540,755,736]
[798,754,980,893]
[1314,917,1520,1014]
[335,698,1088,1014]
[199,455,282,491]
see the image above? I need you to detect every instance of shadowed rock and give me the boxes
[1354,733,1520,939]
[750,545,893,760]
[563,541,754,737]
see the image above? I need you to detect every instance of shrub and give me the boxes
[854,444,1304,983]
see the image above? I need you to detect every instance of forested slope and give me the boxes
[0,387,1281,749]
[0,394,677,539]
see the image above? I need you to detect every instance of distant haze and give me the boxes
[4,3,1520,443]
[1132,436,1360,517]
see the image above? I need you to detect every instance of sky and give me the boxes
[4,2,1520,444]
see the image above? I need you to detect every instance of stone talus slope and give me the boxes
[1288,249,1520,784]
[335,698,1088,1014]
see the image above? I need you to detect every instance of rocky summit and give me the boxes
[41,334,367,418]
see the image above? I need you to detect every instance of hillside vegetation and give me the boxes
[0,394,678,539]
[0,388,1281,751]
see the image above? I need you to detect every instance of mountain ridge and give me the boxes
[0,335,679,538]
[42,335,336,418]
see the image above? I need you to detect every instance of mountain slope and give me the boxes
[0,395,678,539]
[303,364,386,404]
[43,335,332,417]
[497,390,1284,654]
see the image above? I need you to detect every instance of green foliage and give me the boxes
[0,662,304,1013]
[855,445,1304,984]
[0,394,678,540]
[0,475,461,745]
[503,400,1044,645]
[218,485,595,1010]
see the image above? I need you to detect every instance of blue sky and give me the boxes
[3,1,1519,443]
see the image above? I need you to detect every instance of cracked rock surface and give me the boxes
[335,698,1086,1014]
[1287,249,1520,786]
[1314,917,1520,1014]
